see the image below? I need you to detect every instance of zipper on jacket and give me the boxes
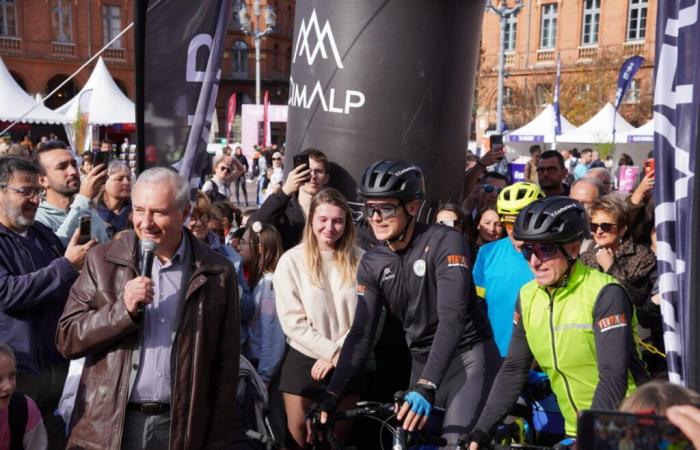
[547,290,578,414]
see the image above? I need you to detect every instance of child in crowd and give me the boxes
[0,343,47,450]
[241,221,286,384]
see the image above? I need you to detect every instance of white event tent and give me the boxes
[616,119,653,143]
[507,104,576,145]
[0,57,69,125]
[557,103,634,144]
[56,57,135,125]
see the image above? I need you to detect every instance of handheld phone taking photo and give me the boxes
[93,151,111,168]
[577,410,692,450]
[293,153,311,182]
[645,158,655,177]
[77,216,92,245]
[489,134,504,159]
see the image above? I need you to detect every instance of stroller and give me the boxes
[233,356,282,449]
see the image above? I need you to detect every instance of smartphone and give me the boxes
[577,410,692,450]
[293,153,309,169]
[93,151,111,168]
[77,216,91,245]
[489,134,504,159]
[645,158,655,177]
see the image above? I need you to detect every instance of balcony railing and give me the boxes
[536,49,555,64]
[0,36,21,52]
[103,47,125,60]
[577,46,597,61]
[624,41,645,57]
[504,52,515,66]
[52,42,75,57]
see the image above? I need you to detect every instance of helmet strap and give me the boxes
[555,244,577,287]
[385,204,413,246]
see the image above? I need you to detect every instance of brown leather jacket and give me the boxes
[56,230,240,450]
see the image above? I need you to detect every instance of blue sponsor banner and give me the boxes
[614,55,644,110]
[653,0,700,388]
[508,135,544,143]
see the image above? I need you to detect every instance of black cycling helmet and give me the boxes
[359,160,425,201]
[513,196,589,244]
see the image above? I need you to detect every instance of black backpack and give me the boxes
[207,180,229,204]
[9,392,27,450]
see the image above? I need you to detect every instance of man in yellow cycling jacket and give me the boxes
[468,196,648,447]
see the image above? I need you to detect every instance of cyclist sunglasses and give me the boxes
[363,203,402,219]
[480,184,503,194]
[590,222,618,233]
[521,243,561,262]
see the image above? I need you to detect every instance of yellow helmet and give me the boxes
[497,182,545,217]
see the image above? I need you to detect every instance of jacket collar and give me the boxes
[105,228,226,277]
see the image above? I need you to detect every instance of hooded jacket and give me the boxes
[35,195,109,245]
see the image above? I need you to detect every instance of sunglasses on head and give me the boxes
[481,184,503,194]
[521,243,561,262]
[590,222,618,233]
[438,219,462,227]
[363,203,402,219]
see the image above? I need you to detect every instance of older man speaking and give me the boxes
[58,168,240,450]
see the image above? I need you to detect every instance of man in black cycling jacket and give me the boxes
[311,160,500,446]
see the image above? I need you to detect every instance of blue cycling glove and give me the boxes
[404,383,436,417]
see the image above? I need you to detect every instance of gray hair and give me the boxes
[0,342,15,364]
[571,176,605,196]
[135,167,190,211]
[107,160,132,178]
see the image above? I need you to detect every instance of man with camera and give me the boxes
[34,140,110,244]
[251,148,330,250]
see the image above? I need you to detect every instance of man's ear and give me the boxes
[38,174,49,189]
[566,240,582,258]
[404,199,421,217]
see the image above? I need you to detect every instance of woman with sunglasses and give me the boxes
[468,196,648,448]
[273,188,364,449]
[202,154,242,203]
[578,195,656,308]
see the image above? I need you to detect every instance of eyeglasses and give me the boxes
[438,219,462,227]
[1,185,45,199]
[536,166,561,174]
[481,184,503,194]
[363,203,401,219]
[190,213,210,223]
[218,166,233,173]
[590,222,618,233]
[521,243,561,262]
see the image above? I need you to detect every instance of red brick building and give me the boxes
[476,0,657,143]
[0,0,135,108]
[0,0,294,143]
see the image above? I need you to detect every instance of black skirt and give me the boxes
[278,346,363,399]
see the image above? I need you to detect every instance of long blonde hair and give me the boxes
[303,188,359,287]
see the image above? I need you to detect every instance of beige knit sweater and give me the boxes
[273,243,364,362]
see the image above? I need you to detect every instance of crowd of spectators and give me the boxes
[0,136,696,450]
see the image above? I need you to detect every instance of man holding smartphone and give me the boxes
[34,141,110,245]
[251,148,330,250]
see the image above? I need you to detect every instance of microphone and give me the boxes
[138,239,156,315]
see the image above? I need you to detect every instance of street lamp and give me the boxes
[239,0,277,105]
[487,0,522,133]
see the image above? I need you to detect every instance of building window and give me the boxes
[504,12,517,52]
[232,40,248,78]
[535,84,551,106]
[626,0,648,41]
[102,5,123,48]
[581,0,600,46]
[504,86,513,106]
[0,0,17,37]
[624,79,641,104]
[52,0,73,43]
[576,83,592,100]
[540,4,558,49]
[231,0,243,31]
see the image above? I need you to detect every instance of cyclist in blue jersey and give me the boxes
[473,182,544,357]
